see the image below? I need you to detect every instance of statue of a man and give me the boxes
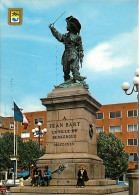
[49,16,86,83]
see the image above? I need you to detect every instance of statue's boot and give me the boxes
[73,75,86,82]
[64,74,71,81]
[77,76,87,81]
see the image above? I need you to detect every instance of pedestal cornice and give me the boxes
[41,86,101,113]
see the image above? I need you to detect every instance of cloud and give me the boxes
[23,0,66,11]
[0,103,13,117]
[2,32,54,43]
[1,18,54,43]
[0,0,66,11]
[8,51,42,58]
[24,16,42,25]
[19,96,45,113]
[0,96,45,117]
[84,27,138,72]
[0,0,13,10]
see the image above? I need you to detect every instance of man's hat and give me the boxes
[66,16,81,33]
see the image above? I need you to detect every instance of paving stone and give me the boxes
[10,185,128,194]
[10,187,21,193]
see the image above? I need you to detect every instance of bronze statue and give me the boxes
[49,16,88,89]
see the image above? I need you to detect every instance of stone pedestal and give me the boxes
[10,86,129,194]
[38,86,105,180]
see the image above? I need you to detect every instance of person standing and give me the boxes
[76,166,89,188]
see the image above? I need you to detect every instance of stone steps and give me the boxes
[10,185,128,194]
[10,193,129,195]
[52,179,117,186]
[23,179,117,186]
[11,178,128,194]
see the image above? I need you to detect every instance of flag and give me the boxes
[22,114,30,129]
[14,102,23,122]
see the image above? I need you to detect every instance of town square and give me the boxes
[0,0,138,194]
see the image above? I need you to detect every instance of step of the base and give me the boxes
[23,179,117,186]
[10,185,128,194]
[10,193,129,195]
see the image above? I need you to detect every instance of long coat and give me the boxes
[49,26,84,71]
[77,169,89,186]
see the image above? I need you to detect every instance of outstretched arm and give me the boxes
[49,23,63,42]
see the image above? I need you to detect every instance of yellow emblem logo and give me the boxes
[8,8,23,25]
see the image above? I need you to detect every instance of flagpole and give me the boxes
[13,119,16,186]
[16,121,18,178]
[13,101,25,183]
[13,102,16,185]
[14,121,16,156]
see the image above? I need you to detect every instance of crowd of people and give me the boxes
[31,166,52,187]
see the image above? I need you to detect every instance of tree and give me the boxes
[0,132,45,173]
[19,139,45,170]
[0,132,23,173]
[97,132,129,180]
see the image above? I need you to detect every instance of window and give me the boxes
[129,153,138,162]
[128,110,137,117]
[127,139,138,146]
[21,132,30,138]
[34,118,43,125]
[96,127,103,133]
[96,113,103,119]
[109,111,121,119]
[0,122,2,127]
[127,124,138,132]
[10,122,14,129]
[109,126,121,133]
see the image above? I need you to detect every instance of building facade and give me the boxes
[96,102,138,170]
[0,116,14,137]
[18,111,47,148]
[0,111,47,148]
[0,102,138,170]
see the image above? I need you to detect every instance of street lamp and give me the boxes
[121,68,139,170]
[32,122,47,157]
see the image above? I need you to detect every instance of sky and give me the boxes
[0,0,138,117]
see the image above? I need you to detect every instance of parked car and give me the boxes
[118,181,129,187]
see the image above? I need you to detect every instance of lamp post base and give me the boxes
[126,169,139,195]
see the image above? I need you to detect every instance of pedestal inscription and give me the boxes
[50,121,80,145]
[38,86,105,179]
